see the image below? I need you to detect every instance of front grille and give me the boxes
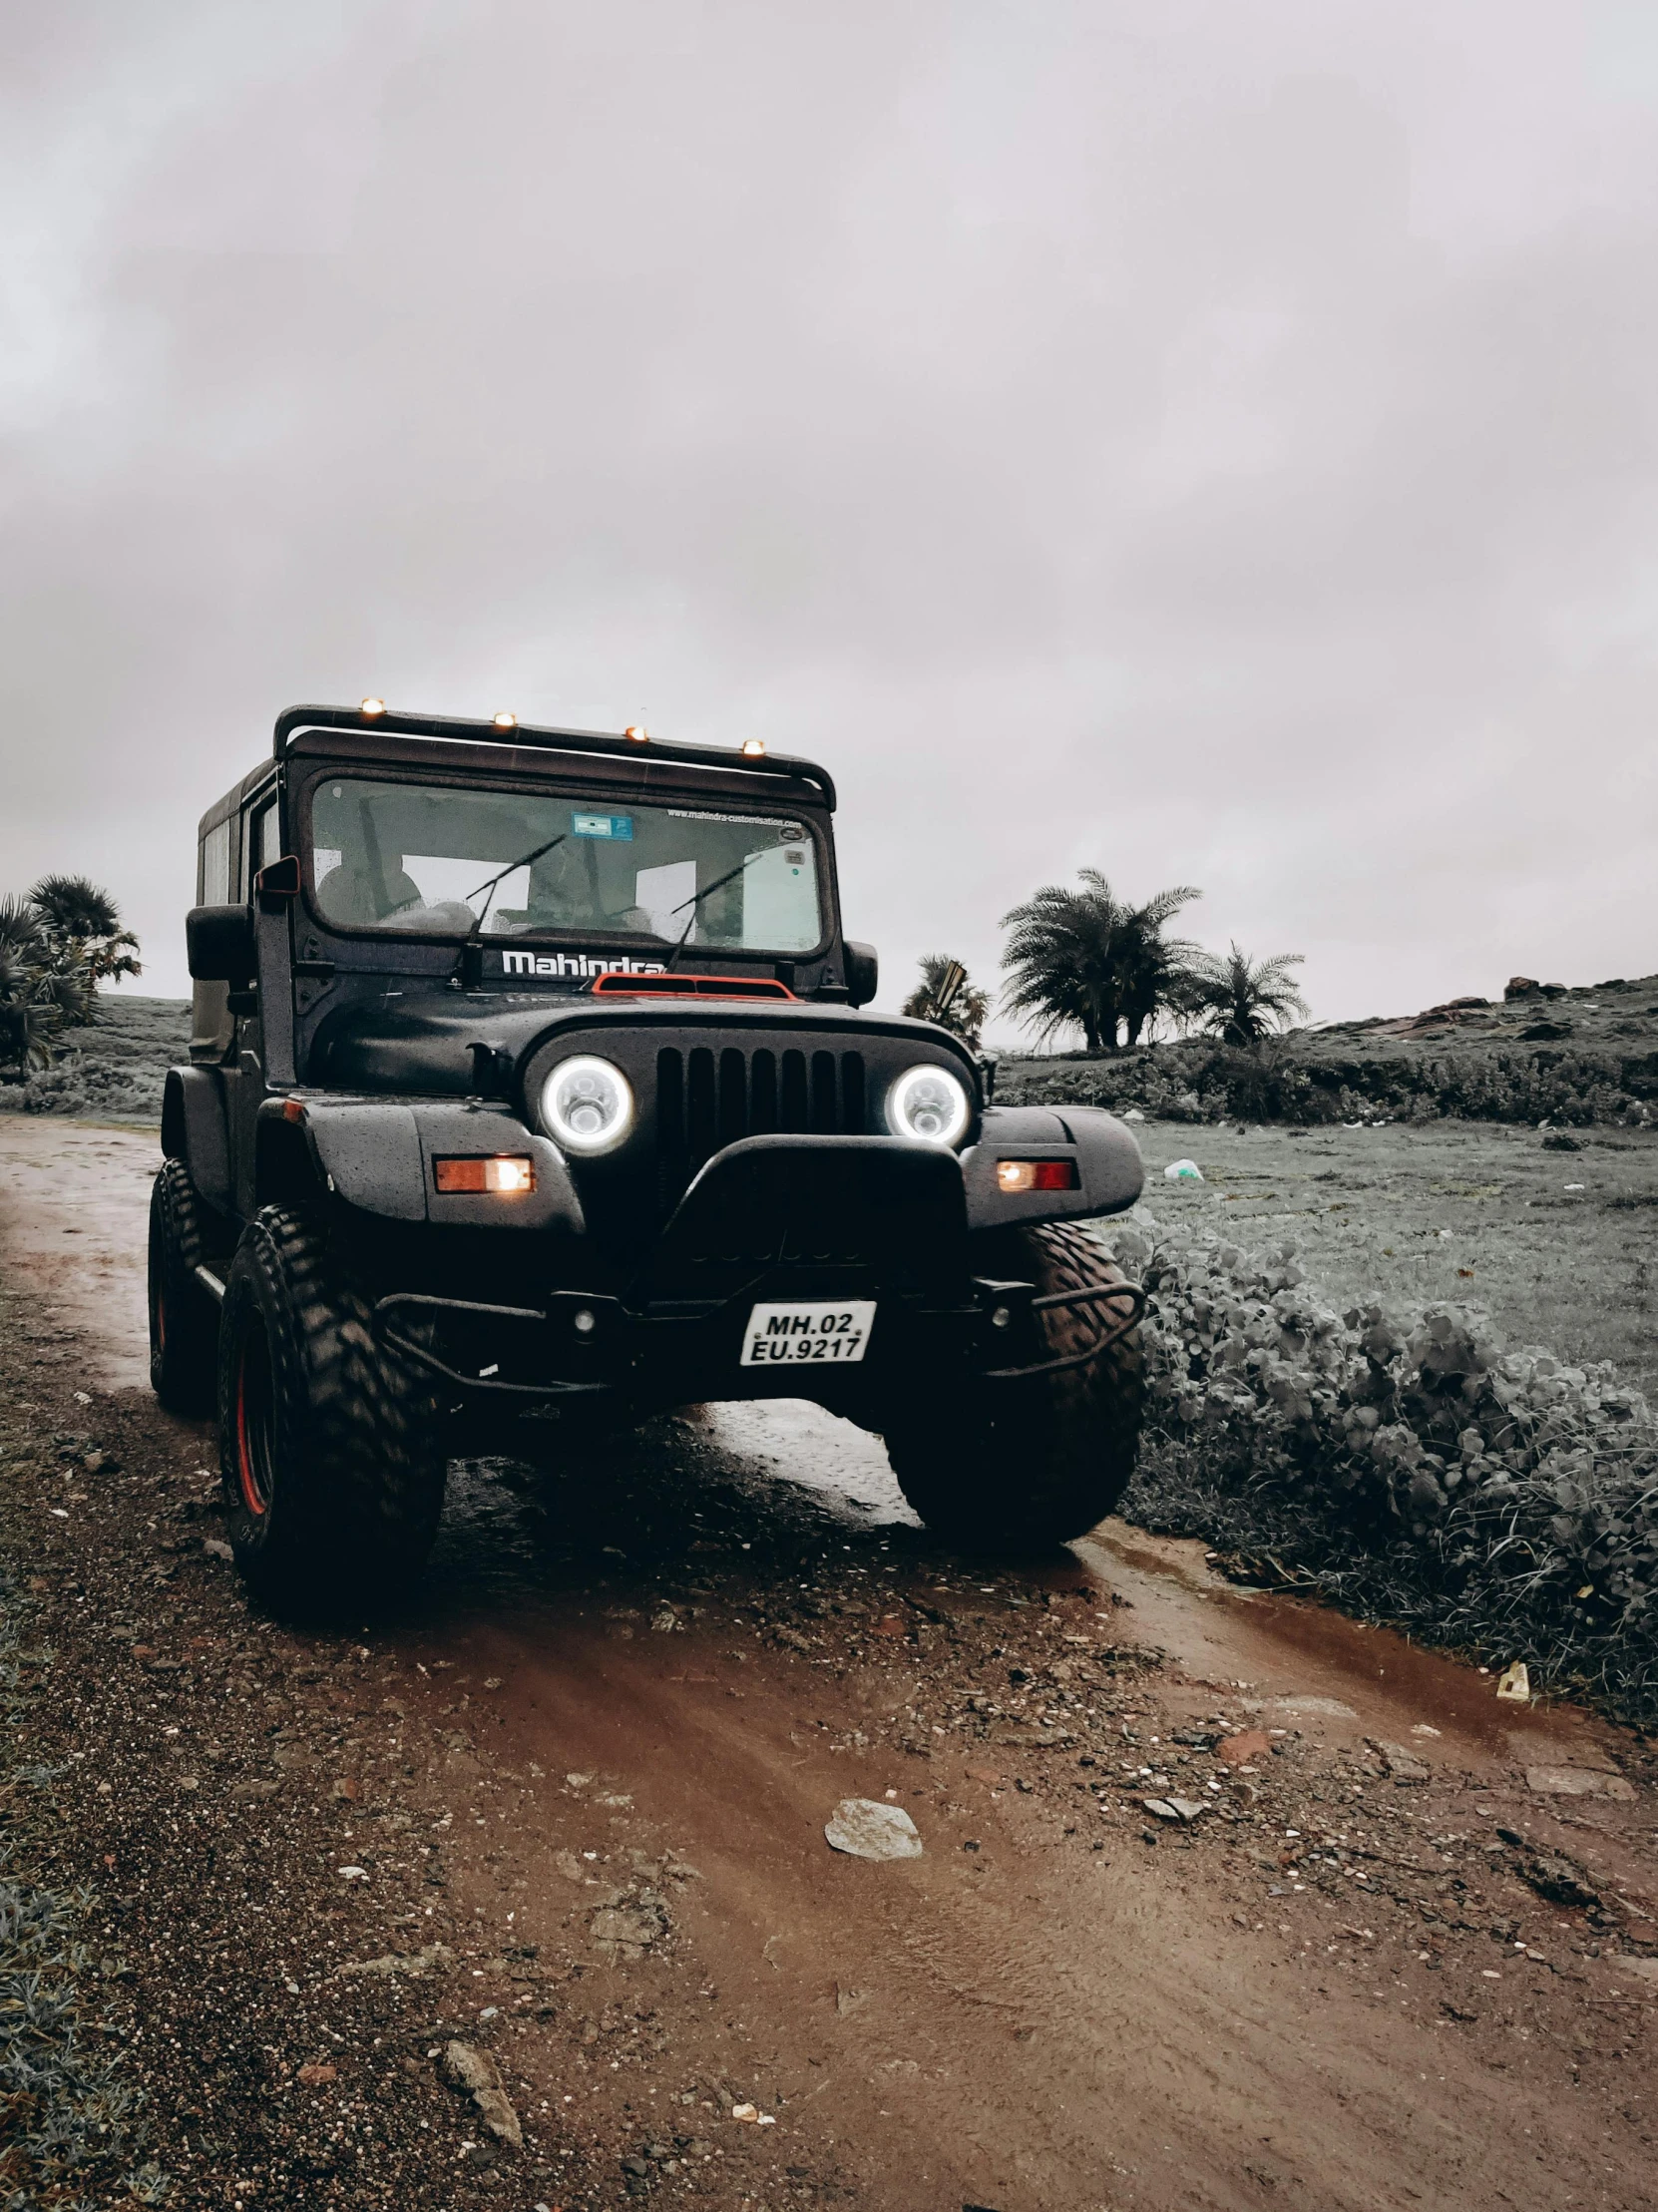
[655,1045,867,1214]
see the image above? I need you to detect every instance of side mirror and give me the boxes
[844,940,878,1008]
[255,854,301,903]
[187,904,256,983]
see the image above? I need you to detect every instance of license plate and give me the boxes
[739,1300,877,1367]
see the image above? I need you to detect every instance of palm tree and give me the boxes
[1000,871,1203,1051]
[29,874,142,997]
[1192,942,1309,1046]
[902,955,991,1046]
[0,896,89,1074]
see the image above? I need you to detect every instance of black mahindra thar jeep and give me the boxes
[150,702,1146,1605]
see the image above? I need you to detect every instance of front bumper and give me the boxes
[368,1129,1143,1407]
[374,1264,1145,1406]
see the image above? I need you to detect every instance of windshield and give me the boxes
[307,777,824,955]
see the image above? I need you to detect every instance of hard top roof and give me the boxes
[199,702,836,841]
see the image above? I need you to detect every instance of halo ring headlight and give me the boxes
[887,1064,971,1147]
[541,1055,634,1155]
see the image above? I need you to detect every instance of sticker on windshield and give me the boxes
[572,813,633,840]
[666,809,805,837]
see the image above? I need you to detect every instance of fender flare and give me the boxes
[961,1104,1143,1230]
[161,1066,232,1213]
[256,1097,586,1230]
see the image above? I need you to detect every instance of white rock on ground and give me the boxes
[824,1799,924,1860]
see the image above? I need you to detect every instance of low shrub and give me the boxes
[0,1055,164,1120]
[1100,1213,1658,1722]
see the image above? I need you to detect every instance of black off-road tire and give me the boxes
[148,1158,221,1416]
[883,1221,1144,1548]
[217,1206,447,1610]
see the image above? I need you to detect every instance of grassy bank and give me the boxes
[1000,971,1658,1128]
[0,997,188,1123]
[1125,1116,1658,1399]
[1092,1115,1658,1727]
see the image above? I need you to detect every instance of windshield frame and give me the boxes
[294,762,835,963]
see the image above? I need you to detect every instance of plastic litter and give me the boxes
[824,1798,923,1860]
[1163,1159,1204,1182]
[1495,1661,1531,1703]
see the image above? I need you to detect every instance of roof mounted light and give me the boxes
[623,724,649,743]
[360,696,386,718]
[492,709,518,730]
[740,737,767,758]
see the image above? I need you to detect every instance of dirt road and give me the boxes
[2,1113,1655,2212]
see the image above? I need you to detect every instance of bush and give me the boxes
[1099,1212,1658,1722]
[0,1055,164,1120]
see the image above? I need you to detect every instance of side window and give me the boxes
[201,820,231,905]
[249,800,279,887]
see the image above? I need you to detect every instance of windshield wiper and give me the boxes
[663,851,766,970]
[451,833,568,986]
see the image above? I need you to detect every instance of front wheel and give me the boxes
[218,1207,447,1610]
[882,1222,1144,1548]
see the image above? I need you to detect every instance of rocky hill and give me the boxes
[998,972,1658,1127]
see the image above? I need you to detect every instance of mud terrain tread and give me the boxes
[884,1219,1144,1548]
[148,1157,219,1415]
[218,1206,445,1608]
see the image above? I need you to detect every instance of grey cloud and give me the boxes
[1,1,1654,1030]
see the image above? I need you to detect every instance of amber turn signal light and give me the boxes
[996,1158,1079,1193]
[434,1155,536,1194]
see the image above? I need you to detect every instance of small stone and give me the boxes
[1216,1731,1272,1769]
[203,1538,233,1560]
[824,1799,923,1861]
[443,2041,523,2148]
[297,2062,337,2086]
[337,1944,452,1979]
[1525,1766,1635,1801]
[1372,1740,1431,1785]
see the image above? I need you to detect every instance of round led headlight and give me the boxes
[541,1055,634,1155]
[887,1064,971,1147]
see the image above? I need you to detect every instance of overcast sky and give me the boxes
[4,1,1656,1039]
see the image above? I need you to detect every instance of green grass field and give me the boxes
[1128,1116,1658,1398]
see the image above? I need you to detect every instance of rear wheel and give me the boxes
[148,1158,221,1415]
[883,1221,1144,1548]
[218,1207,447,1611]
